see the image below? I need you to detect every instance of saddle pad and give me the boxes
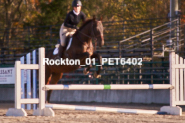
[53,47,59,55]
[66,38,73,51]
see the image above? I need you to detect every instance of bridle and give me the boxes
[75,21,103,51]
[77,22,102,42]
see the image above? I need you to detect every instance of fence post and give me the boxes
[118,42,121,84]
[20,57,25,109]
[26,53,31,110]
[150,21,154,84]
[184,25,185,56]
[15,61,21,109]
[39,48,45,113]
[162,58,165,84]
[33,47,55,116]
[6,60,28,116]
[32,50,37,110]
[150,21,154,57]
[169,52,176,106]
[176,16,180,52]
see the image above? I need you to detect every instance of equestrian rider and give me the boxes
[56,0,86,58]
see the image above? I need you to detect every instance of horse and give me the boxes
[45,16,104,103]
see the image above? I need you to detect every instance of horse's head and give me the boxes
[92,16,104,47]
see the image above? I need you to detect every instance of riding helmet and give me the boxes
[72,0,82,7]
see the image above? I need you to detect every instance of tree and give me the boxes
[0,0,39,48]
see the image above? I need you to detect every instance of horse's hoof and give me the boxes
[94,72,101,78]
[83,68,89,75]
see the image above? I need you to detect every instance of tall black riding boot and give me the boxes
[54,46,65,59]
[58,46,65,58]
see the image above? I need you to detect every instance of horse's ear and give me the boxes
[93,15,96,21]
[100,16,103,21]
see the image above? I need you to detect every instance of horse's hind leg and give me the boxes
[45,67,51,103]
[45,67,52,85]
[46,73,63,103]
[91,52,102,78]
[37,66,51,103]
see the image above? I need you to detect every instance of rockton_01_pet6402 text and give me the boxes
[43,58,143,66]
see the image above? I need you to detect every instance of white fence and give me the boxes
[20,50,37,110]
[6,48,185,116]
[169,52,185,106]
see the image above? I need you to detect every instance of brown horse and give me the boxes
[45,17,104,103]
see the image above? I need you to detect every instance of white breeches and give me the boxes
[59,23,76,46]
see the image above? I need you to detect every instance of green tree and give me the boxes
[0,0,39,48]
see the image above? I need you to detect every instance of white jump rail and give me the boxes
[45,104,166,115]
[44,84,173,90]
[6,48,184,116]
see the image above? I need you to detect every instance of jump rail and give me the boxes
[44,84,173,90]
[6,47,183,116]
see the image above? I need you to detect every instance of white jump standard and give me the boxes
[6,47,184,116]
[6,48,54,116]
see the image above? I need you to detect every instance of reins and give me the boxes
[75,22,101,51]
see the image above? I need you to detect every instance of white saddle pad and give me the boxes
[53,47,59,55]
[53,38,72,55]
[66,38,73,51]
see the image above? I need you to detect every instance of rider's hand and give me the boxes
[76,26,79,30]
[73,25,79,30]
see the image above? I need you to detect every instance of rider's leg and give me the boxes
[60,24,68,47]
[58,45,65,58]
[55,25,76,59]
[55,24,67,59]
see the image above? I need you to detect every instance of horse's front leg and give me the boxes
[72,52,90,60]
[72,52,92,75]
[91,52,102,78]
[83,63,92,75]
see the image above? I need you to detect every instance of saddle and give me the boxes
[53,36,71,56]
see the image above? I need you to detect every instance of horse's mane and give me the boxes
[73,19,93,36]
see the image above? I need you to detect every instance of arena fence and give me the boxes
[6,47,184,116]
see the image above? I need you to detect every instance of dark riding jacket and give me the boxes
[64,10,86,29]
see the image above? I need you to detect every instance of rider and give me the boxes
[56,0,86,59]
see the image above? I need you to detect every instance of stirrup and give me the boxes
[54,55,61,60]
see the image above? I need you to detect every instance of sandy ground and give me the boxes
[0,102,185,123]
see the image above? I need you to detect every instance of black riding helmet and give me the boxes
[72,0,82,7]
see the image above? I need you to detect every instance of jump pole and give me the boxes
[44,84,181,115]
[44,84,173,90]
[6,47,182,116]
[46,104,166,115]
[43,51,182,115]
